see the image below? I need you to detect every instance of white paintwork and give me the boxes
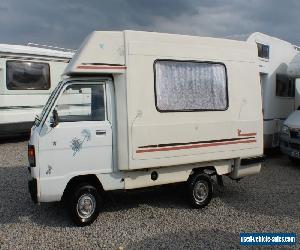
[0,44,74,132]
[238,32,300,148]
[29,31,263,203]
[65,32,125,75]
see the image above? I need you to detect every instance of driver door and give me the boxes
[38,81,112,197]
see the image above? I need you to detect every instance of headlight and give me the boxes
[281,125,290,136]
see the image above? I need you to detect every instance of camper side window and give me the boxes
[257,43,269,59]
[276,74,295,97]
[6,61,50,90]
[155,60,228,111]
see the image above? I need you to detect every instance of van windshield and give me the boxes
[34,81,64,126]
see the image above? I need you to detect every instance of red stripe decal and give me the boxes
[77,65,127,70]
[238,129,256,137]
[136,139,256,153]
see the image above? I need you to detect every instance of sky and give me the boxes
[0,0,299,49]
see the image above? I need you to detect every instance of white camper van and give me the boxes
[232,33,300,148]
[27,31,264,226]
[0,44,74,137]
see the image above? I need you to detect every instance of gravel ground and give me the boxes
[0,139,299,249]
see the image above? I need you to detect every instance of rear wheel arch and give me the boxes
[189,166,216,178]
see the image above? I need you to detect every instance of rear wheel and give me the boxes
[188,173,213,208]
[67,183,102,226]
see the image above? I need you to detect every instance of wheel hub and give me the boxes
[193,181,208,203]
[76,193,96,219]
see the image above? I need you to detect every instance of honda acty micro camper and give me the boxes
[27,31,264,226]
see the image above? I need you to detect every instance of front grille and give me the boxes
[282,141,289,147]
[290,130,300,139]
[290,143,300,150]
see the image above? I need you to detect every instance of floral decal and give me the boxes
[46,165,52,175]
[70,129,91,156]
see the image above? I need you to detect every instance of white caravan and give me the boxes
[232,32,300,148]
[27,31,264,226]
[0,44,74,137]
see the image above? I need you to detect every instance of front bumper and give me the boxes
[28,178,38,203]
[280,135,300,159]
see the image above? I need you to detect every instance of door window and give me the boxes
[56,84,105,122]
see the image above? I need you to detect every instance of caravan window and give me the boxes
[276,74,295,97]
[257,43,269,59]
[6,61,50,90]
[154,60,228,112]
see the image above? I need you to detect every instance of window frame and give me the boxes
[275,74,295,98]
[153,59,229,113]
[257,43,270,60]
[6,60,51,90]
[55,82,107,123]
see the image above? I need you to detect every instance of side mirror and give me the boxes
[50,109,59,128]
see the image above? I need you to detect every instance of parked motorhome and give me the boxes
[27,31,264,226]
[231,32,300,148]
[0,44,74,137]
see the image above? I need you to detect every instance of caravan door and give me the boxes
[259,73,267,114]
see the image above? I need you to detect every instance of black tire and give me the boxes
[67,182,102,227]
[187,173,213,208]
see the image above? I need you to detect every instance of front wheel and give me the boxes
[68,183,102,226]
[188,173,213,208]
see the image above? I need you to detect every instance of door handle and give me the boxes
[96,130,106,135]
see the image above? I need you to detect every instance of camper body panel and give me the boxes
[65,31,125,75]
[123,31,262,170]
